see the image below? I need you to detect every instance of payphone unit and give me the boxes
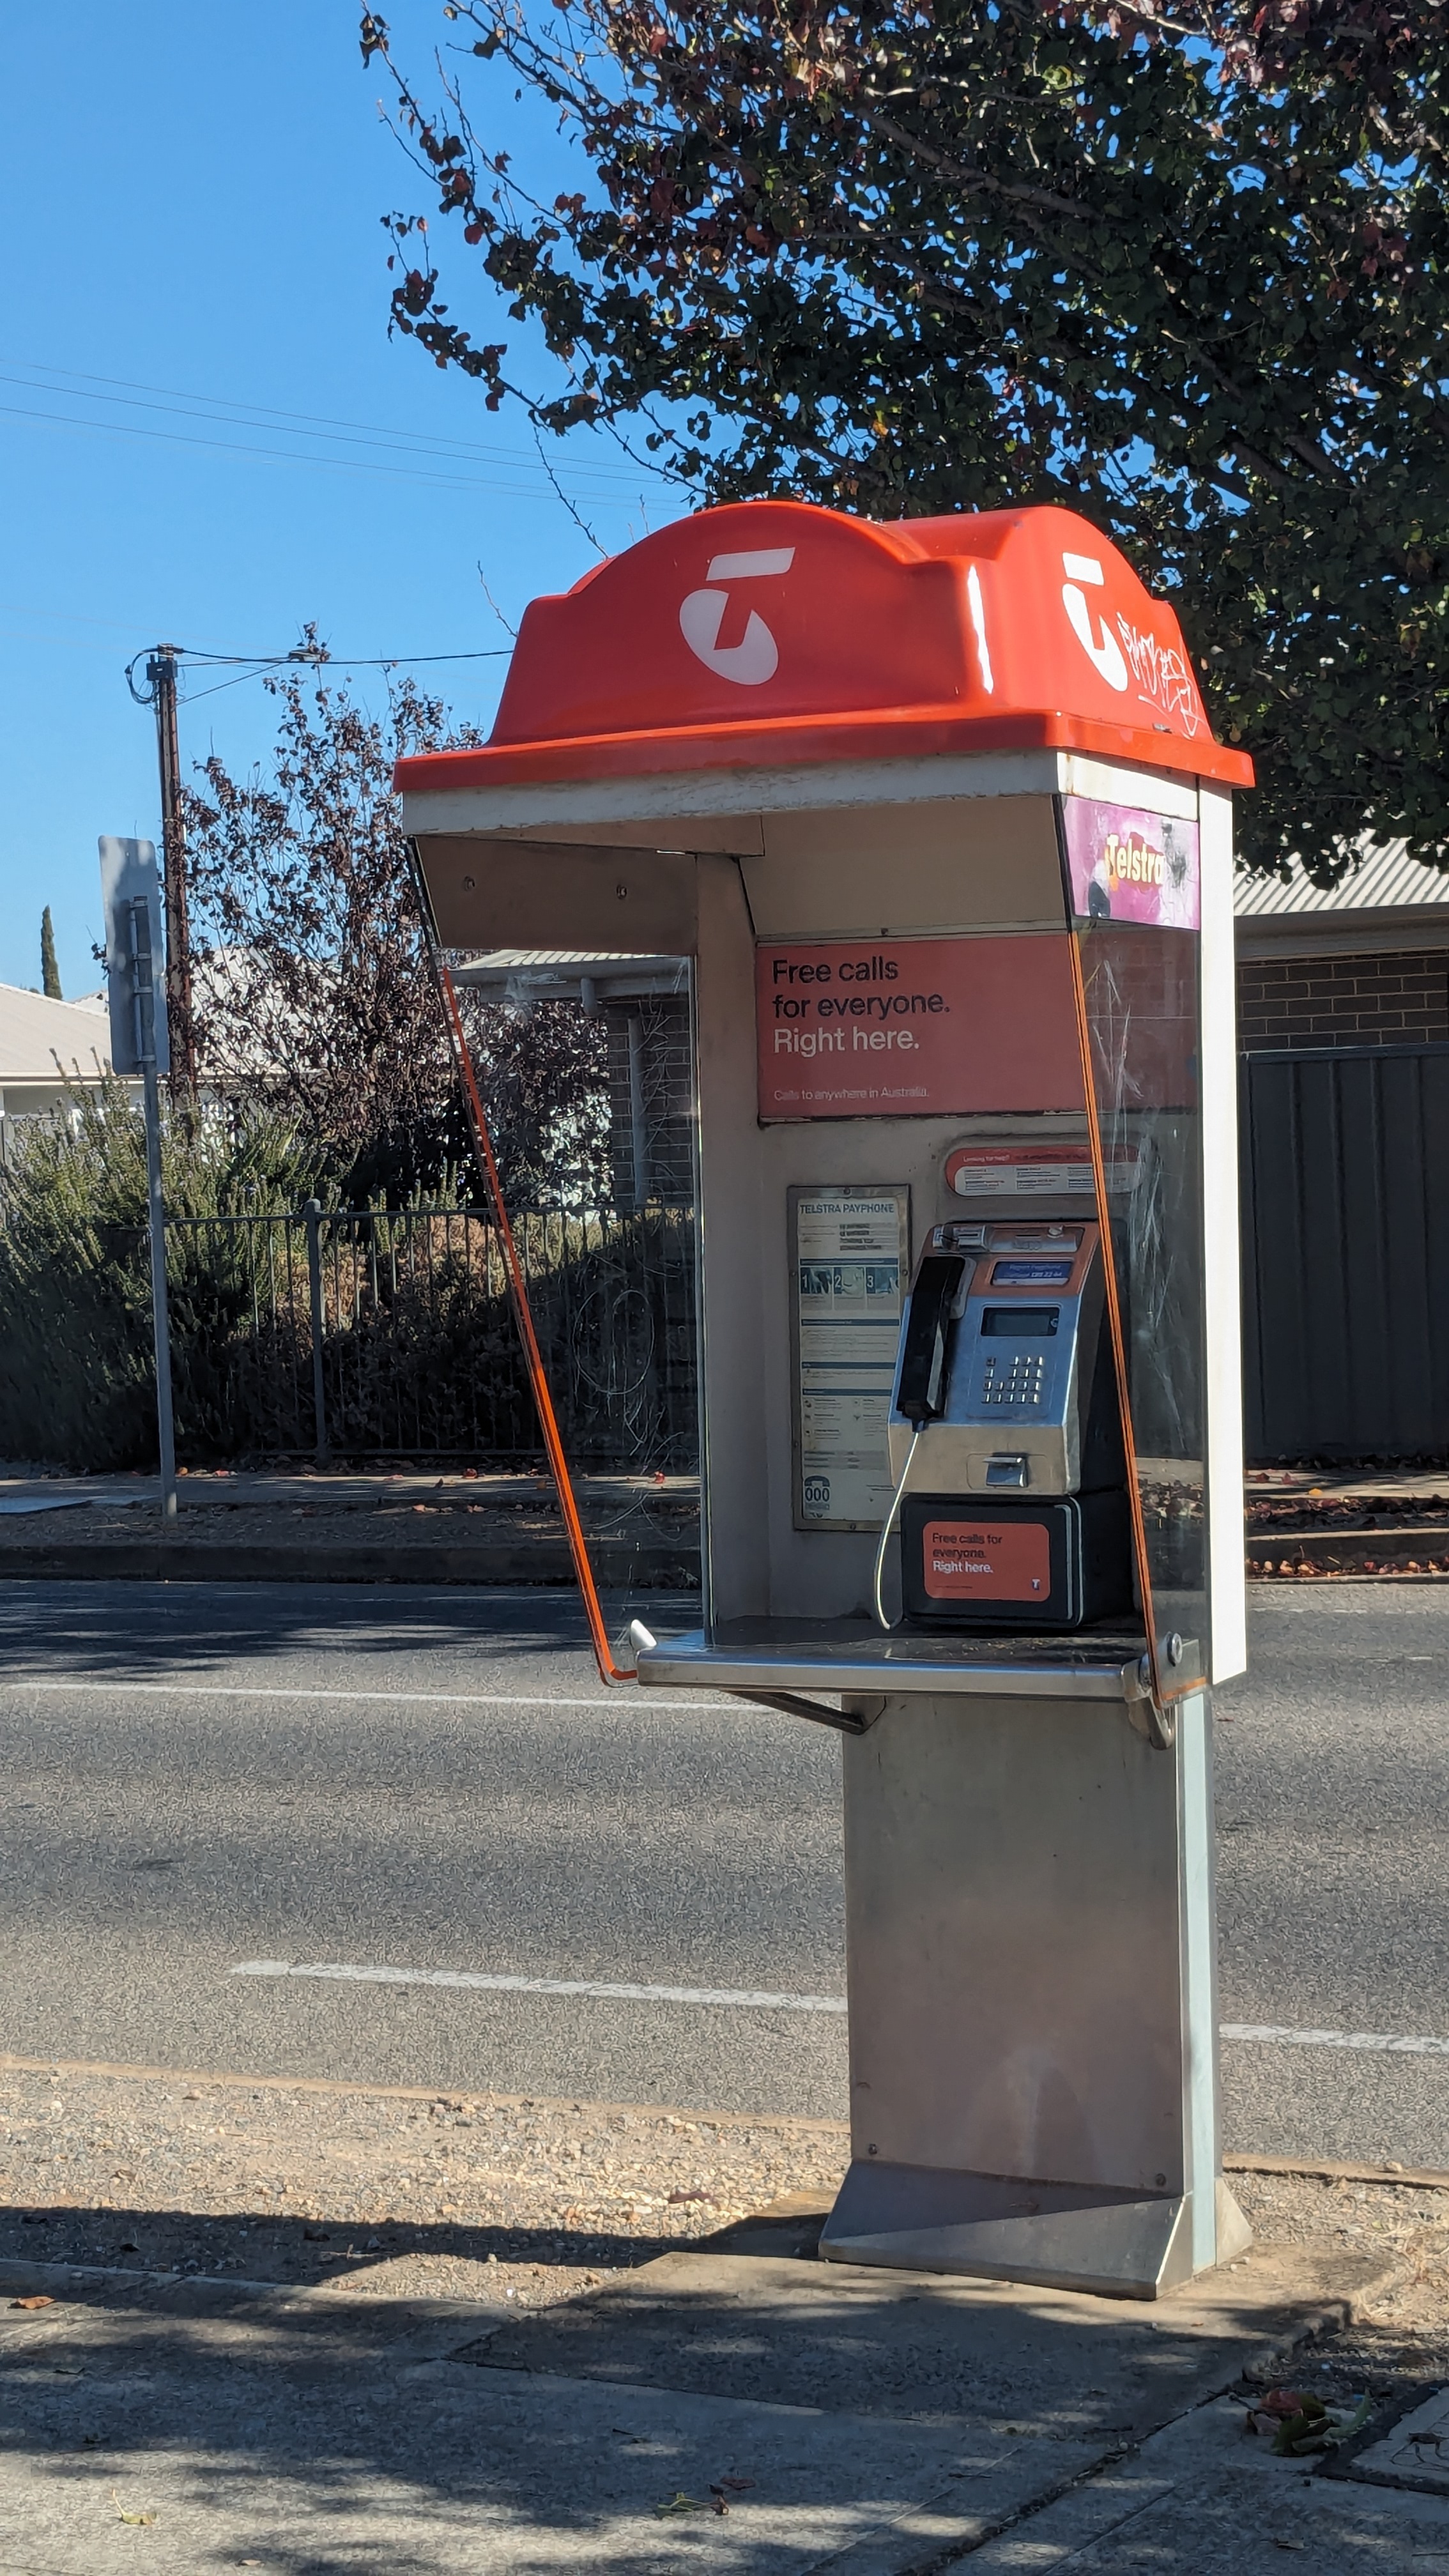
[884,1218,1131,1629]
[399,494,1252,2299]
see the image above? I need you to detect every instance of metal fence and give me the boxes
[163,1195,699,1470]
[1240,1043,1449,1460]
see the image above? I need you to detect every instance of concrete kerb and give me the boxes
[4,1538,1444,1586]
[0,2211,1409,2575]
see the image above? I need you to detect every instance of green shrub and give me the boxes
[0,1088,696,1473]
[0,1088,314,1469]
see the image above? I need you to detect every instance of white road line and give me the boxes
[0,1678,739,1713]
[229,1964,1449,2057]
[1222,2021,1449,2058]
[233,1960,847,2013]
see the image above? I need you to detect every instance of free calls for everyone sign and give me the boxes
[756,933,1083,1121]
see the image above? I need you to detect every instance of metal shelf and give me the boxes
[632,1617,1155,1705]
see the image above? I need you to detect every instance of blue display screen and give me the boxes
[991,1259,1073,1284]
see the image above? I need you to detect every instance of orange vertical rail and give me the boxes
[1065,929,1174,1742]
[411,856,636,1685]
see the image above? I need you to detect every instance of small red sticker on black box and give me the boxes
[923,1519,1052,1600]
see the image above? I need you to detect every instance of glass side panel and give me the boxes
[1077,921,1209,1682]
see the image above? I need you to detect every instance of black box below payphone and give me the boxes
[900,1491,1133,1631]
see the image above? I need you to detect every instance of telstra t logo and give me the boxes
[1061,551,1128,692]
[678,547,795,685]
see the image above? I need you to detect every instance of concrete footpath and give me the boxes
[5,1464,1449,1583]
[4,2212,1449,2571]
[0,1471,701,1589]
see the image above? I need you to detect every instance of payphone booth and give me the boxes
[399,498,1254,2298]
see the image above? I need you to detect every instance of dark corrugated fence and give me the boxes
[1240,1043,1449,1461]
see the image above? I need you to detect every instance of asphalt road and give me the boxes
[1,1579,1446,2168]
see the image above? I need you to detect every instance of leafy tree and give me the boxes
[362,0,1449,881]
[185,648,608,1199]
[40,905,61,999]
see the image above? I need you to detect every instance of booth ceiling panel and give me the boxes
[408,808,765,854]
[415,836,698,956]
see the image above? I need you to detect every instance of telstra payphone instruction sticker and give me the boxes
[946,1143,1143,1197]
[790,1186,909,1531]
[758,937,1082,1120]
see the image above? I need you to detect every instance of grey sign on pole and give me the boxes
[97,835,177,1520]
[98,836,170,1080]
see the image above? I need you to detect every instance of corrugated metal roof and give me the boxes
[452,950,689,998]
[1236,839,1449,916]
[454,951,680,970]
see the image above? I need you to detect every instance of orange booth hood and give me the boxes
[394,498,1254,795]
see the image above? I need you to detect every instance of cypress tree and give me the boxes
[40,908,61,1000]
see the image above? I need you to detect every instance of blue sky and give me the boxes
[0,1,683,997]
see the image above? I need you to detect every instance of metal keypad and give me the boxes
[980,1353,1047,1408]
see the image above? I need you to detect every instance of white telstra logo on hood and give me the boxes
[1061,550,1130,691]
[678,547,795,684]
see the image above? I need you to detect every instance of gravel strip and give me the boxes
[0,2060,845,2311]
[1225,2167,1449,2419]
[6,2058,1449,2372]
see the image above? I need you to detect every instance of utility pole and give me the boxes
[130,893,179,1519]
[150,646,196,1096]
[132,645,197,1098]
[98,839,178,1523]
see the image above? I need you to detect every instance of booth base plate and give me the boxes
[820,2160,1252,2301]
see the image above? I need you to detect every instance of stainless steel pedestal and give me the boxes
[819,1688,1248,2299]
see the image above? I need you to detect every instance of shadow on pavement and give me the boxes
[0,1577,701,1685]
[0,2196,687,2288]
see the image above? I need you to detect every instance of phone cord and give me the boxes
[871,1424,921,1633]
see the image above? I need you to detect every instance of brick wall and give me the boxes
[1236,947,1449,1049]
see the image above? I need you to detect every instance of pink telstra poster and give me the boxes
[1061,799,1200,930]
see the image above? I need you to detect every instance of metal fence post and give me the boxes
[303,1199,329,1464]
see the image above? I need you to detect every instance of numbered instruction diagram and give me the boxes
[790,1188,909,1531]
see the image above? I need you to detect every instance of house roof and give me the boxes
[1236,841,1449,916]
[452,951,689,1000]
[0,984,112,1085]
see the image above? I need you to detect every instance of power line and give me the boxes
[0,601,516,664]
[123,640,514,709]
[0,366,680,509]
[4,358,664,488]
[0,394,663,506]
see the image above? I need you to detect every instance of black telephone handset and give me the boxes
[896,1252,967,1425]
